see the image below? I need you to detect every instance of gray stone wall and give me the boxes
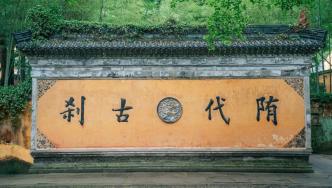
[28,56,312,79]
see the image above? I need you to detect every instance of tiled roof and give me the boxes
[17,25,327,57]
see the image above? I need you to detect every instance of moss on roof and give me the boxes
[16,21,328,57]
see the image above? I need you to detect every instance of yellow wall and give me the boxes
[37,79,305,149]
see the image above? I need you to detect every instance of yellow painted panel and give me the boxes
[37,79,305,149]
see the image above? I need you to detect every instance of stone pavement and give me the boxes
[0,154,331,188]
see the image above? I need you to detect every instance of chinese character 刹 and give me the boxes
[60,96,86,126]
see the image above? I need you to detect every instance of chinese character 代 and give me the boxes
[205,96,230,125]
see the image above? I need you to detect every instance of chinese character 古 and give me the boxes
[112,98,133,122]
[256,96,279,126]
[205,96,230,125]
[60,96,86,126]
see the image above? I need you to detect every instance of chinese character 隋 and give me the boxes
[205,96,230,125]
[256,96,279,126]
[112,98,133,122]
[60,96,86,126]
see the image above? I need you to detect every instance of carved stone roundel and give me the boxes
[157,97,183,124]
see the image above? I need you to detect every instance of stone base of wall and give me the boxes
[30,150,312,173]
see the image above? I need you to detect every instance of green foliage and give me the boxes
[0,79,31,121]
[26,5,62,39]
[311,93,332,103]
[0,0,30,41]
[312,117,332,153]
[61,20,205,37]
[1,0,331,42]
[143,0,162,12]
[11,0,330,43]
[60,0,102,21]
[25,7,206,40]
[206,0,246,45]
[171,0,316,45]
[0,0,61,41]
[248,0,314,10]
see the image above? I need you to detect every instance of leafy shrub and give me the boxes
[0,79,31,120]
[25,5,62,39]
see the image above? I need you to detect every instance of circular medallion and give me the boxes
[157,97,183,124]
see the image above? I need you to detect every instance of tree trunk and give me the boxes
[20,55,26,81]
[4,35,14,86]
[0,37,6,86]
[99,0,104,22]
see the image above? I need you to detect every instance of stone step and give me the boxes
[29,150,313,173]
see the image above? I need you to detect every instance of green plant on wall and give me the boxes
[0,79,31,121]
[171,0,315,45]
[0,52,31,122]
[23,0,330,47]
[25,5,62,39]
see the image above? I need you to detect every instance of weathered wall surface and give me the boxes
[29,56,312,79]
[0,103,31,149]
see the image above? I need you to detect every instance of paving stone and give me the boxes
[0,155,331,187]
